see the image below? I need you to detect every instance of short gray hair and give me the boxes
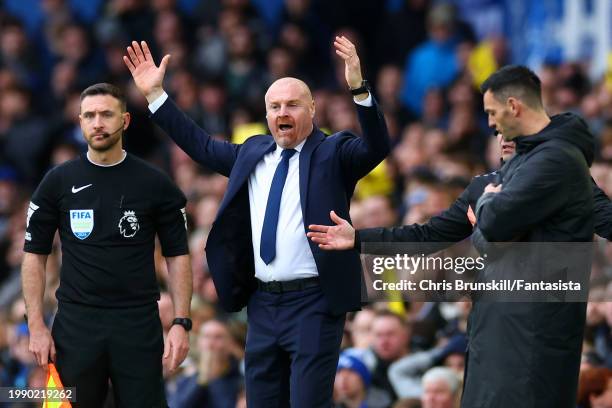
[422,367,460,394]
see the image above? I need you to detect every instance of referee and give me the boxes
[21,83,193,407]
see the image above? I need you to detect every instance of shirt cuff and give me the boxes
[148,92,169,113]
[354,93,372,107]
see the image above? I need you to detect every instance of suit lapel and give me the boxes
[216,129,325,220]
[217,138,276,216]
[299,129,325,217]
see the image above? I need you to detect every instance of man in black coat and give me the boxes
[309,66,611,407]
[460,66,593,407]
[307,132,611,248]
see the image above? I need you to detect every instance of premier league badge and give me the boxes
[118,210,140,238]
[70,209,94,240]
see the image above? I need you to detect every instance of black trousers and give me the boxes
[52,302,167,408]
[245,285,345,407]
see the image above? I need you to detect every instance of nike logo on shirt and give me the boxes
[72,184,93,193]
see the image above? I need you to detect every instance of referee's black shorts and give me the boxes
[51,301,167,408]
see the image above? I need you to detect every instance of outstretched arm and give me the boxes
[334,36,369,101]
[308,189,473,251]
[124,41,239,176]
[308,211,356,250]
[333,36,390,179]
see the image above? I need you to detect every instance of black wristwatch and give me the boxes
[172,317,192,331]
[349,80,370,96]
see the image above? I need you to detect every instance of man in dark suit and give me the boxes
[124,37,390,407]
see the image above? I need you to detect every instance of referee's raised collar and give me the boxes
[86,150,127,167]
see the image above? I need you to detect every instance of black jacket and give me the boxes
[476,113,594,243]
[357,175,610,247]
[357,171,494,245]
[465,113,594,408]
[356,113,607,407]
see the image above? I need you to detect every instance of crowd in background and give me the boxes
[0,0,611,407]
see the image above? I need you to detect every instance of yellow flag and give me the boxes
[41,363,72,408]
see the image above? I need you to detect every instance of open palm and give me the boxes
[123,40,170,102]
[333,35,362,89]
[307,211,355,250]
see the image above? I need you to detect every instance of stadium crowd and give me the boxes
[0,0,611,407]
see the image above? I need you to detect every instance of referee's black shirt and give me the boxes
[24,153,189,307]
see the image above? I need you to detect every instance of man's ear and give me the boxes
[123,112,131,129]
[507,97,521,117]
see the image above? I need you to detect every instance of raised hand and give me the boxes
[307,211,356,250]
[123,41,170,103]
[333,36,364,91]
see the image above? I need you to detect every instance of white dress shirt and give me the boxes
[149,91,373,281]
[248,140,318,281]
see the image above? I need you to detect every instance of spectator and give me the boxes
[4,322,35,388]
[578,367,612,408]
[360,311,411,408]
[400,3,463,116]
[374,64,413,137]
[196,80,229,137]
[55,23,107,86]
[334,353,372,408]
[350,309,376,350]
[0,86,52,186]
[224,24,267,110]
[388,334,467,399]
[420,367,460,408]
[0,17,41,89]
[167,319,242,408]
[266,44,298,84]
[374,0,428,69]
[360,196,397,229]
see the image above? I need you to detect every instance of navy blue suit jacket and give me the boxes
[152,97,390,314]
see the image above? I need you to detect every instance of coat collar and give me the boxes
[216,127,327,219]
